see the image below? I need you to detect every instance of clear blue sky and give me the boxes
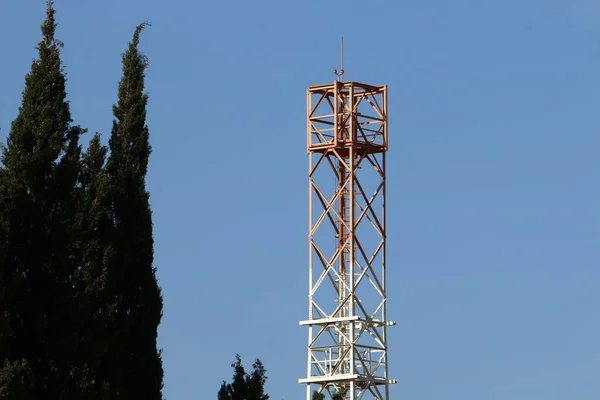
[1,0,599,399]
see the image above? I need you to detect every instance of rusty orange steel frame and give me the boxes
[299,81,396,400]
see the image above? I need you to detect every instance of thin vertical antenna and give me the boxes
[334,36,345,81]
[340,36,344,81]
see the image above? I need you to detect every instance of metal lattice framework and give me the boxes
[299,81,395,400]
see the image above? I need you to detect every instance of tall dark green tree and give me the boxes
[103,22,164,399]
[218,355,269,400]
[0,0,84,397]
[70,133,116,398]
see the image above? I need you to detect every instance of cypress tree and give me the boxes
[0,0,84,396]
[104,22,164,399]
[71,133,116,398]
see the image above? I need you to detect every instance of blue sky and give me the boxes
[1,0,599,399]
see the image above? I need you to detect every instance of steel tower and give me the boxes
[299,80,395,400]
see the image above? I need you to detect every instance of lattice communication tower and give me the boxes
[299,78,395,400]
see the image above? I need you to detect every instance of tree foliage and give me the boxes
[0,359,34,399]
[218,355,269,400]
[0,0,84,396]
[0,2,163,398]
[312,391,326,400]
[102,21,164,399]
[312,388,347,400]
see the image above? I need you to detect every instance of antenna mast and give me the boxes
[333,37,344,81]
